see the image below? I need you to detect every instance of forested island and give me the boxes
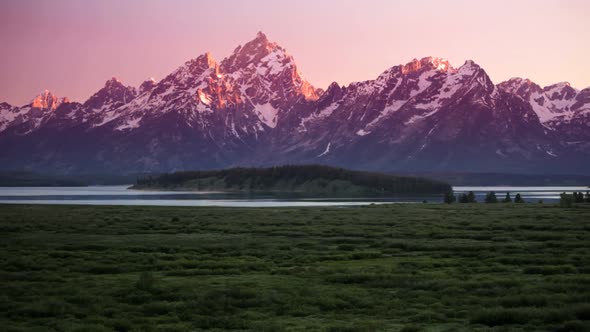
[132,165,451,195]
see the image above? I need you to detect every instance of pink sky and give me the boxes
[1,0,589,105]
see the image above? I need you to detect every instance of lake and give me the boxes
[0,185,587,207]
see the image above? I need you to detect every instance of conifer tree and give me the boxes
[503,192,512,203]
[560,192,573,208]
[485,191,498,203]
[575,191,584,203]
[586,190,590,203]
[514,193,524,203]
[444,191,456,204]
[467,191,476,203]
[459,193,469,203]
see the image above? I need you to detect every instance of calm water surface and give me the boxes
[0,185,587,207]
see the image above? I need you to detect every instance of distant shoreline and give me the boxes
[1,170,589,188]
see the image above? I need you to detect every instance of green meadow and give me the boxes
[1,203,589,331]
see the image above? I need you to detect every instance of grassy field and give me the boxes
[1,203,589,332]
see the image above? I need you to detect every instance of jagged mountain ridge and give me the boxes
[0,32,588,174]
[266,57,568,173]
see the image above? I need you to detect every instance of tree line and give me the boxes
[444,190,590,205]
[559,191,590,207]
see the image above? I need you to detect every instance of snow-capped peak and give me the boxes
[163,52,221,89]
[497,77,542,97]
[545,81,572,89]
[462,59,482,68]
[255,31,268,41]
[401,57,453,74]
[195,52,217,69]
[220,32,294,74]
[104,77,126,89]
[138,77,157,95]
[31,90,60,110]
[498,77,583,124]
[543,82,578,96]
[83,76,137,112]
[505,77,535,86]
[426,57,453,71]
[183,52,220,78]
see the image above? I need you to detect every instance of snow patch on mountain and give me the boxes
[356,129,370,136]
[0,105,19,127]
[317,142,331,157]
[299,102,340,132]
[116,117,142,131]
[0,106,22,131]
[258,50,292,76]
[94,110,120,127]
[405,109,440,125]
[365,100,407,128]
[254,103,279,128]
[415,70,438,95]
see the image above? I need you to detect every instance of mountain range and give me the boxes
[1,32,589,174]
